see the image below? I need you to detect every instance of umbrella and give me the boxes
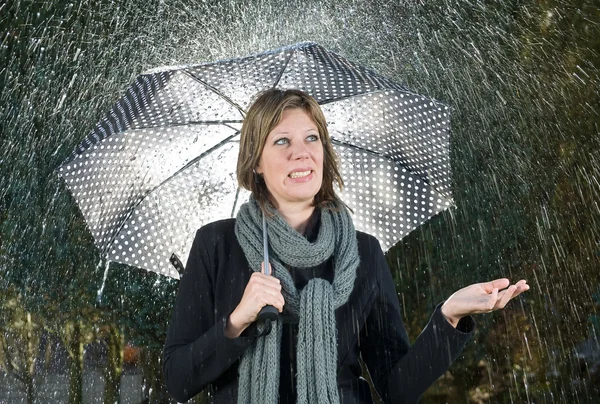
[57,42,453,279]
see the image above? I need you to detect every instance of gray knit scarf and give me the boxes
[234,196,359,404]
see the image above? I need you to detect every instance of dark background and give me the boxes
[1,0,599,402]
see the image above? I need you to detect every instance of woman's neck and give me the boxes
[276,201,315,234]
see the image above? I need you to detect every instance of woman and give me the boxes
[163,89,529,404]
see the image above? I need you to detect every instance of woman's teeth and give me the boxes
[289,170,311,178]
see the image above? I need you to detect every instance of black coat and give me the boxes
[163,214,475,403]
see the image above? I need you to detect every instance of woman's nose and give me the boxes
[290,141,310,159]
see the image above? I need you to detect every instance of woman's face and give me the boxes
[256,108,324,209]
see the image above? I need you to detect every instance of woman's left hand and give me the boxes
[441,278,530,328]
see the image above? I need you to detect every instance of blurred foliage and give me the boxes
[0,0,599,403]
[0,286,40,404]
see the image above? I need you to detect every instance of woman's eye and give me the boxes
[274,138,289,145]
[307,134,319,142]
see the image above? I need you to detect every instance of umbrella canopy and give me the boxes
[57,42,453,279]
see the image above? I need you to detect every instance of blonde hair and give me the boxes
[237,89,344,213]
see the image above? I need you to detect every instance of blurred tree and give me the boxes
[99,263,178,403]
[0,287,41,404]
[99,323,124,404]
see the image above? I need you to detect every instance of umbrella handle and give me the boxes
[258,214,279,324]
[258,305,279,322]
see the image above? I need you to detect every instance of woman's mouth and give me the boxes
[288,170,312,179]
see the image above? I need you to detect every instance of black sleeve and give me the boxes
[359,237,475,403]
[162,228,255,403]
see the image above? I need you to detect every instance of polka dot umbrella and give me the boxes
[57,42,453,279]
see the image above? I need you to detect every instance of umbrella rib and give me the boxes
[104,130,241,255]
[317,91,389,106]
[331,138,396,161]
[182,70,247,118]
[103,179,147,256]
[156,130,240,188]
[127,120,243,132]
[187,120,243,125]
[330,138,452,200]
[316,89,442,107]
[272,49,294,88]
[230,186,242,218]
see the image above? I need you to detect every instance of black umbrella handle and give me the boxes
[258,305,279,322]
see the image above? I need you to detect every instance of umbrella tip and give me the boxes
[170,253,185,275]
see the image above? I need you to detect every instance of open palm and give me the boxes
[441,278,530,327]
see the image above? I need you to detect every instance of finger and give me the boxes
[260,261,274,276]
[275,295,286,312]
[513,280,528,288]
[496,285,517,309]
[246,284,283,312]
[263,291,285,312]
[250,273,283,293]
[481,278,510,293]
[249,277,282,295]
[251,271,281,285]
[486,288,499,312]
[512,282,530,298]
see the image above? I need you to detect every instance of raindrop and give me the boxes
[96,259,111,303]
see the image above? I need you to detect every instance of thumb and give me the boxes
[261,261,271,275]
[481,278,510,293]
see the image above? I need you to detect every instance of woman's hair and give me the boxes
[237,88,344,213]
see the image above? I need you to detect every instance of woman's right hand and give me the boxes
[224,262,285,338]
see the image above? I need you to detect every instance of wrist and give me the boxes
[441,302,461,328]
[224,310,249,338]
